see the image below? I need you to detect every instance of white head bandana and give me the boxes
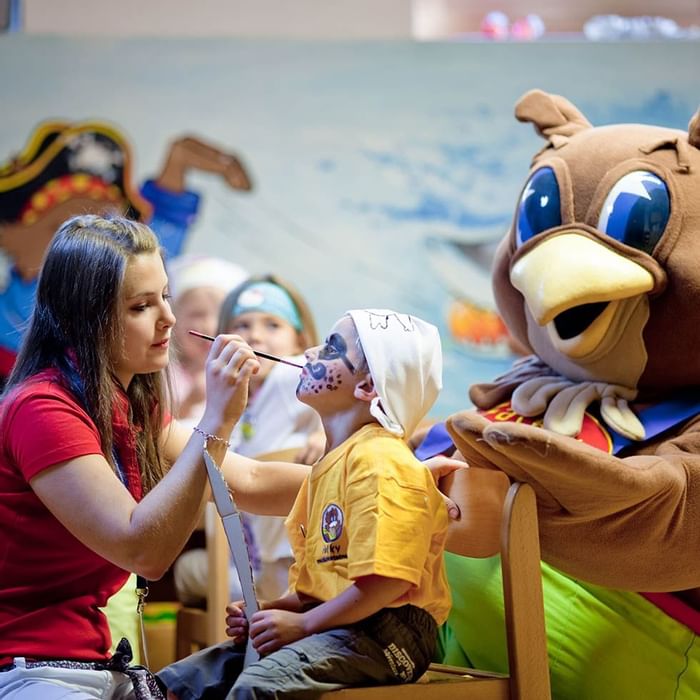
[167,255,248,302]
[347,309,442,438]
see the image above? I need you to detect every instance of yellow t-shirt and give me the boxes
[285,423,451,625]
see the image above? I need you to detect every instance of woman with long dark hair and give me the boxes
[0,214,307,699]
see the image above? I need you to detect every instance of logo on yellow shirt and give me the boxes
[321,503,344,543]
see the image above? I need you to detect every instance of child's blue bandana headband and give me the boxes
[232,281,303,331]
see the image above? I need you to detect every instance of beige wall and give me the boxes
[23,0,412,38]
[22,0,700,38]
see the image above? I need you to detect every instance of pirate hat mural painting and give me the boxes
[0,121,252,379]
[0,122,151,274]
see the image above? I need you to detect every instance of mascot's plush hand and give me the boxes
[447,410,700,591]
[449,89,700,592]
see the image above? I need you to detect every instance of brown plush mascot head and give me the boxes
[492,89,700,394]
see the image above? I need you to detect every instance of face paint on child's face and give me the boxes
[297,320,358,402]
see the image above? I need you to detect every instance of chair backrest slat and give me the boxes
[501,483,551,700]
[205,502,230,645]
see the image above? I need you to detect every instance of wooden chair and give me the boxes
[319,468,552,700]
[175,501,230,658]
[175,447,301,659]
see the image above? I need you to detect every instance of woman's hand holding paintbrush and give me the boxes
[188,330,304,369]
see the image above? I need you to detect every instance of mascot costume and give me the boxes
[435,90,700,698]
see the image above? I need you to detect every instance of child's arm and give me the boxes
[248,574,411,656]
[303,574,411,630]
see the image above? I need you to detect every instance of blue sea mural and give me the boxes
[1,36,699,417]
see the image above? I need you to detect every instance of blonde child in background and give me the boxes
[167,255,248,425]
[174,274,324,604]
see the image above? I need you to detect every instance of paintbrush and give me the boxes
[188,329,304,369]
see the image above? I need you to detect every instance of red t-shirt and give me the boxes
[0,371,154,664]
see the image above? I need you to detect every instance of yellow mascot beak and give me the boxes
[511,233,655,357]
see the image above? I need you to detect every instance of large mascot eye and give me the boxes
[597,171,670,254]
[515,167,562,245]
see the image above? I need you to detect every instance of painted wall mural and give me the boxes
[0,120,252,375]
[1,36,698,416]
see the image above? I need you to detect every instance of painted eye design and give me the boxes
[597,171,670,254]
[318,337,342,361]
[515,167,562,246]
[317,333,355,372]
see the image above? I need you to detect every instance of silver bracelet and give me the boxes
[193,425,231,449]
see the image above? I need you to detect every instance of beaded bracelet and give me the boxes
[193,425,231,449]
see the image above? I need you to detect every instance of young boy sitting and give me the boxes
[159,309,450,699]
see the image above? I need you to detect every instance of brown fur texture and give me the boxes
[451,89,700,592]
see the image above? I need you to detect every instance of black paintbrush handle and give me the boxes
[187,330,304,369]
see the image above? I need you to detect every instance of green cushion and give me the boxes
[438,552,700,698]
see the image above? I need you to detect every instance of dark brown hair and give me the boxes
[4,214,168,492]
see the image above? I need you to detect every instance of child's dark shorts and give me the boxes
[158,603,437,700]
